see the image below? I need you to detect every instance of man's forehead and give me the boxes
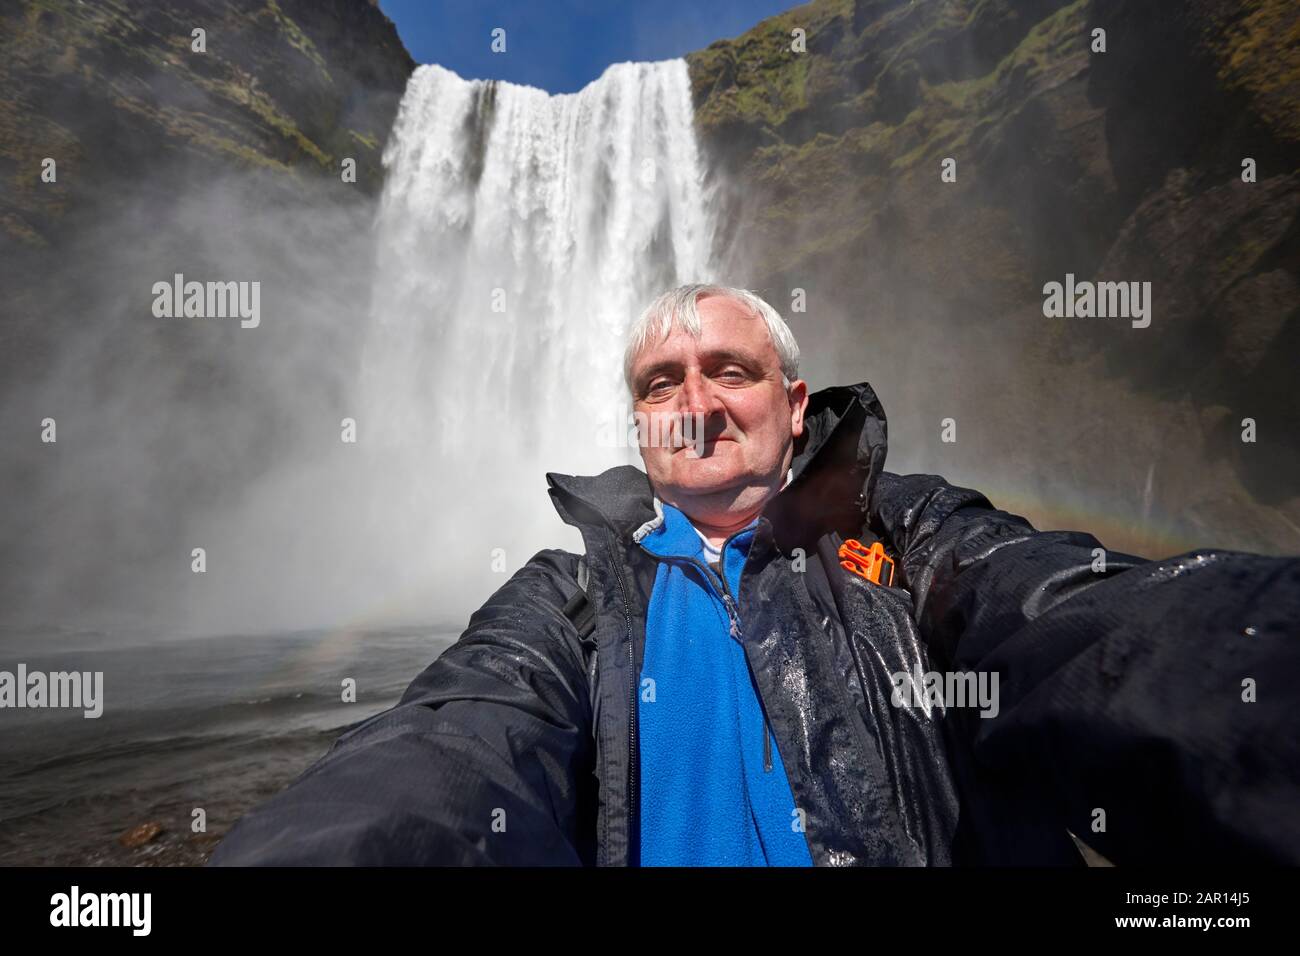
[634,306,774,364]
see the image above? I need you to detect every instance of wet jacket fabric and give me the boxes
[210,381,1300,866]
[636,500,812,866]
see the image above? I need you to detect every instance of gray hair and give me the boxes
[623,284,800,393]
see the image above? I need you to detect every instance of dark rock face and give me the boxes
[1,0,414,250]
[687,0,1300,556]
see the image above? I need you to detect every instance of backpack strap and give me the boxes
[560,553,597,639]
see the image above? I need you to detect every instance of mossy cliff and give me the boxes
[0,0,414,249]
[687,0,1300,555]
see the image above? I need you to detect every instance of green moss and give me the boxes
[348,129,380,152]
[265,0,330,79]
[690,0,855,131]
[1216,0,1300,144]
[1215,232,1271,283]
[892,113,968,169]
[184,69,331,167]
[929,0,1088,112]
[730,52,811,126]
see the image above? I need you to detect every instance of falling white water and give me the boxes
[352,59,718,622]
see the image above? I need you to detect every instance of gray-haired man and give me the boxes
[213,284,1300,866]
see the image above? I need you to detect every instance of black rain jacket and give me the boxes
[210,382,1300,866]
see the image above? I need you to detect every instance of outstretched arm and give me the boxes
[870,470,1300,864]
[209,549,596,865]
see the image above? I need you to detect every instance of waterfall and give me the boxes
[352,59,717,622]
[158,59,716,632]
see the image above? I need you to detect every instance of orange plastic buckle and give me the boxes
[838,539,895,587]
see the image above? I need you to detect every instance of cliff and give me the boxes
[0,0,414,250]
[687,0,1300,555]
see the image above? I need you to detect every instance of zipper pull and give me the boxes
[721,592,742,641]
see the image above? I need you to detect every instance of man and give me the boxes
[211,284,1300,866]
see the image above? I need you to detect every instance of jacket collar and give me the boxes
[546,381,889,548]
[638,499,761,560]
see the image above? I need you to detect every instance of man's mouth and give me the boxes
[680,436,734,454]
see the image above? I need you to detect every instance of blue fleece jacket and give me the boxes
[636,500,814,866]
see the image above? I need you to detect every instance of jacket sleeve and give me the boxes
[869,470,1300,864]
[208,549,597,866]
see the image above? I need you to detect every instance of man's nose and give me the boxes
[675,371,725,450]
[679,370,722,416]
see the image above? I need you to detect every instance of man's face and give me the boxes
[628,295,808,513]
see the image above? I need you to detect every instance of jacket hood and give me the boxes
[547,382,889,550]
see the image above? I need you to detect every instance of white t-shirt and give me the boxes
[694,524,723,564]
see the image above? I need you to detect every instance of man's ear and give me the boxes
[789,380,810,437]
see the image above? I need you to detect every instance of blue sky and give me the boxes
[378,0,799,93]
